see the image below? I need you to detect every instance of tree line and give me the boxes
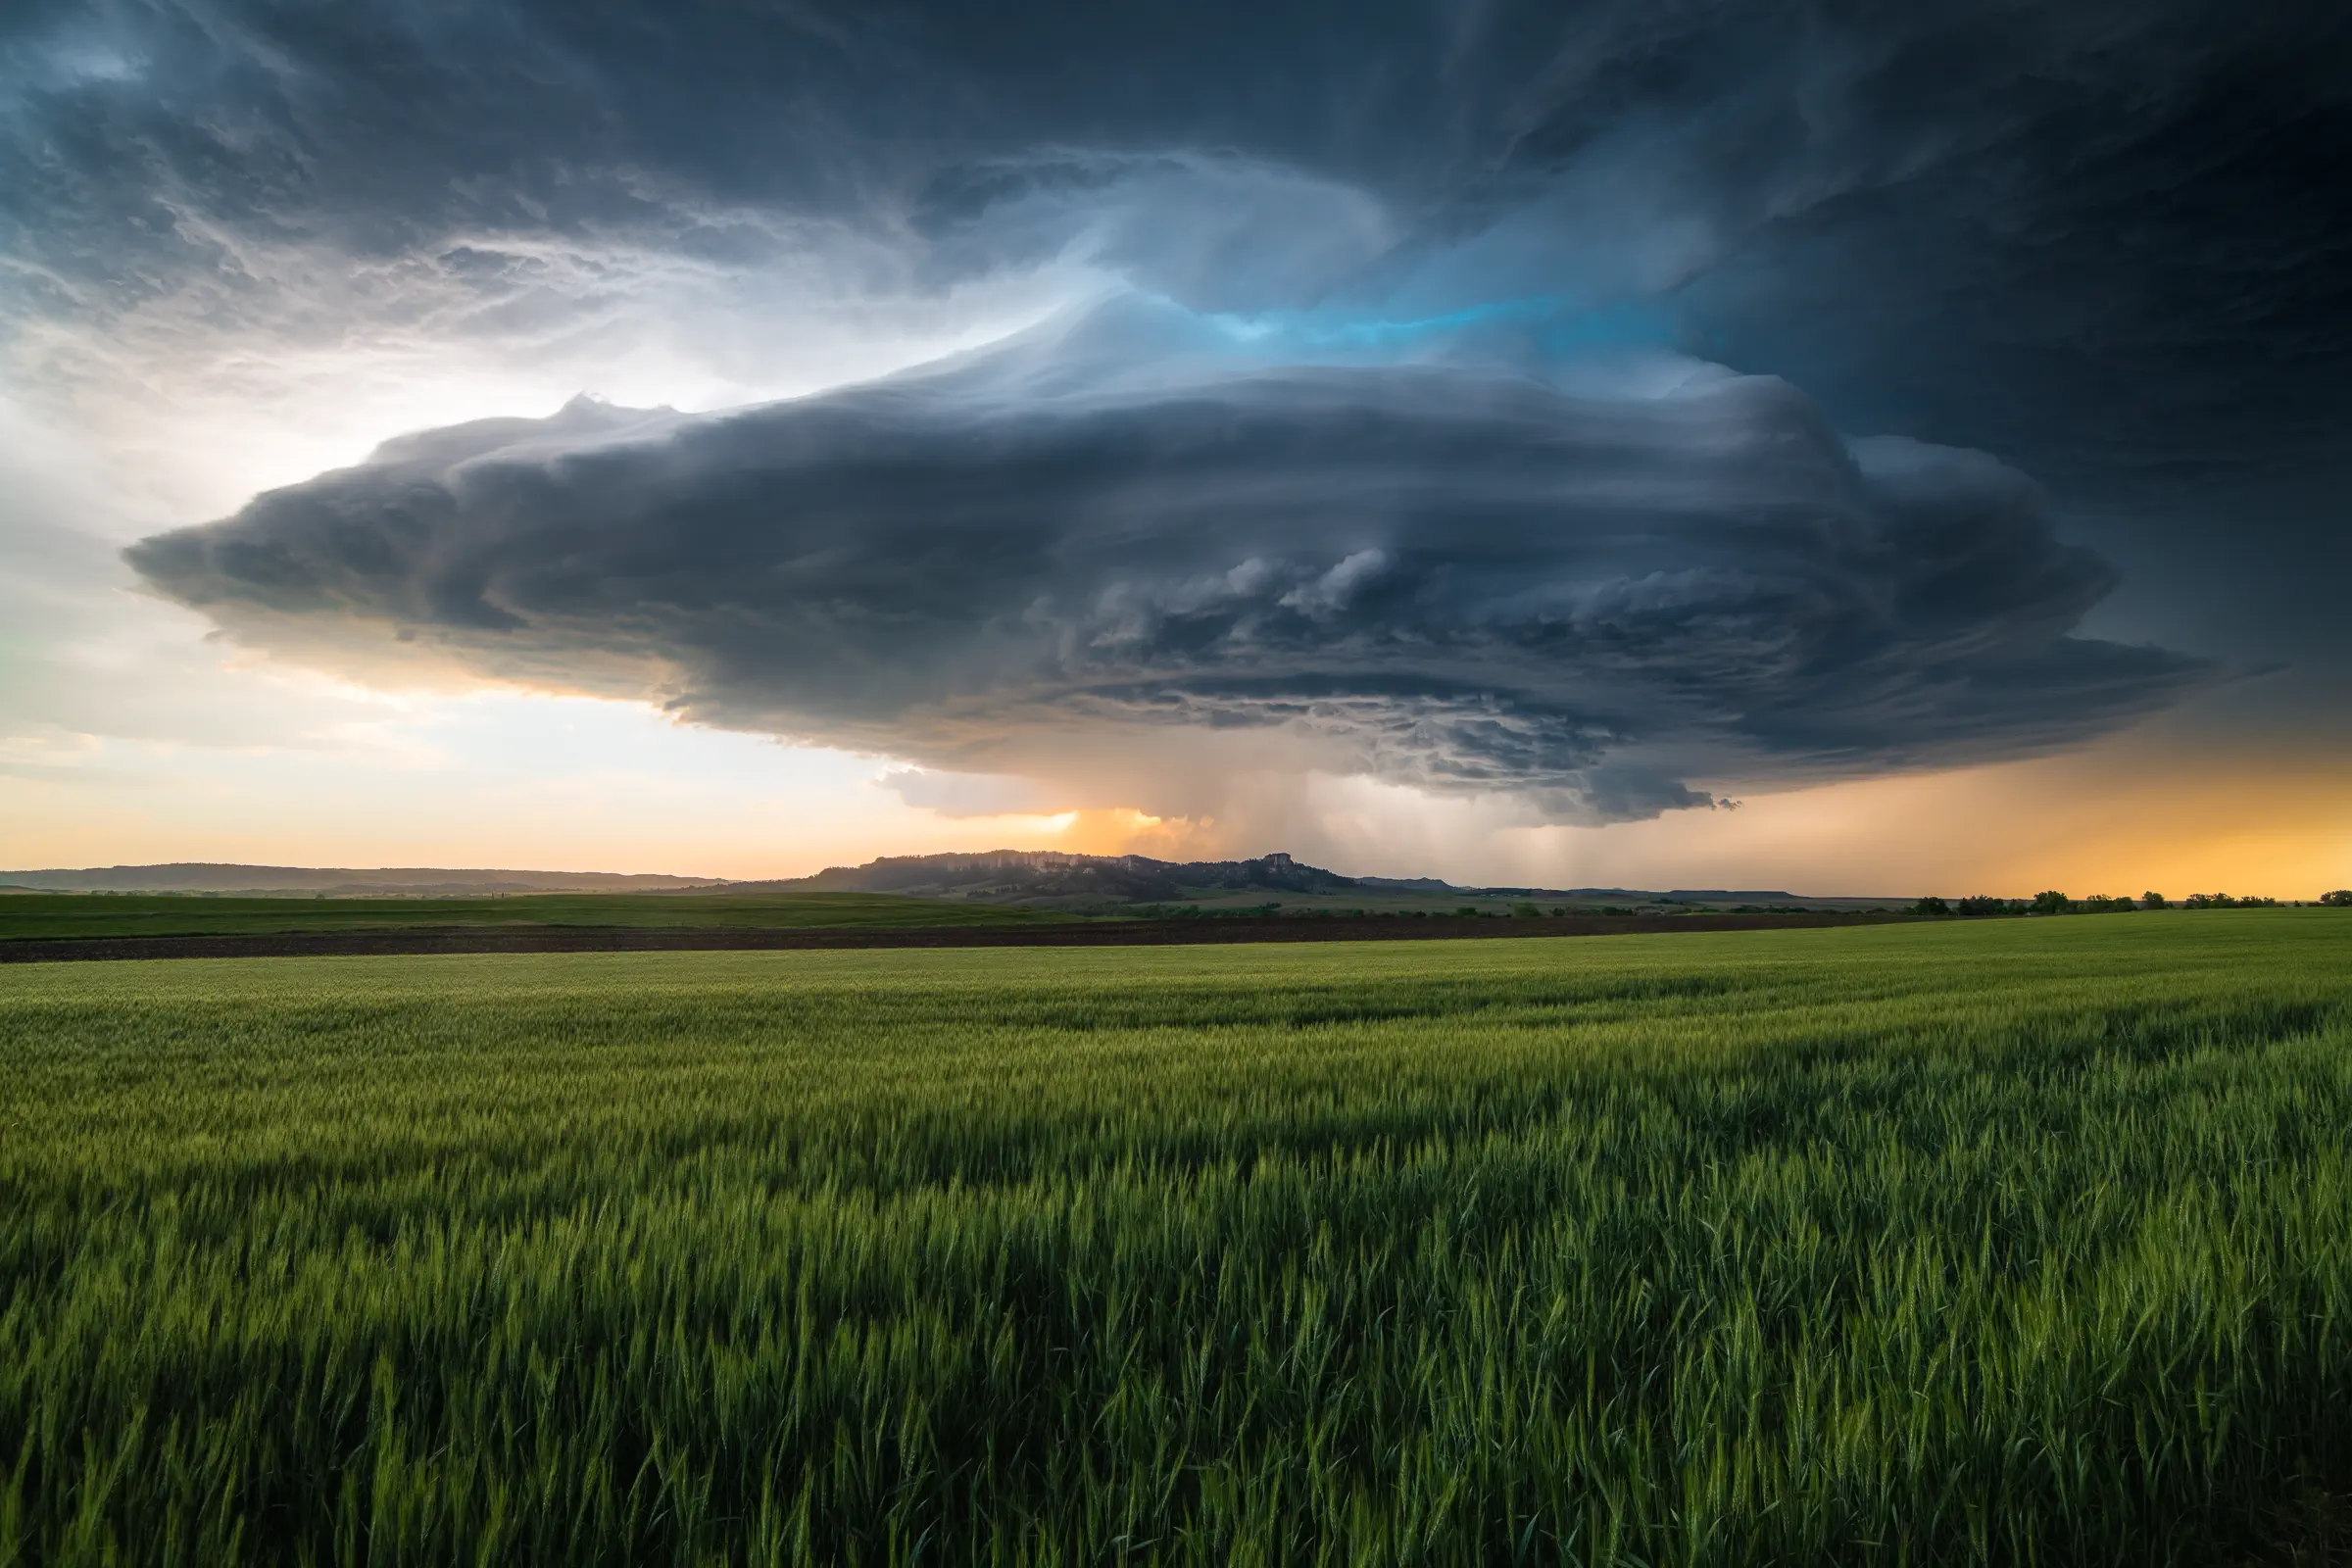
[1915,890,2352,916]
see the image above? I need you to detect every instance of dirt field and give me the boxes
[1,909,1904,962]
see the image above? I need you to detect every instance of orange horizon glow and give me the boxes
[4,682,2344,897]
[7,754,2343,901]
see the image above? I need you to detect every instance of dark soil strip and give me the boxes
[0,911,1907,963]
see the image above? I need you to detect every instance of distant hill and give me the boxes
[0,863,722,895]
[709,853,1908,909]
[714,851,1361,906]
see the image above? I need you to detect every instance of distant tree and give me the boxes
[2029,890,2072,915]
[1513,903,1543,917]
[2323,890,2352,907]
[1955,895,2014,917]
[2141,891,2168,909]
[1912,896,1951,917]
[1455,906,1478,917]
[1551,906,1569,916]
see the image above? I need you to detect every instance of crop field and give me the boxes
[0,889,1049,942]
[3,912,2350,1564]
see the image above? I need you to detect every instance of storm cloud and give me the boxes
[127,300,2201,820]
[14,1,2350,403]
[17,0,2347,818]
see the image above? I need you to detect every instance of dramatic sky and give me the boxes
[5,0,2348,892]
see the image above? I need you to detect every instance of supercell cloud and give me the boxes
[128,300,2200,820]
[9,0,2340,817]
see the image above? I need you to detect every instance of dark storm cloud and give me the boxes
[19,0,2347,804]
[1672,10,2352,493]
[12,0,2347,466]
[126,302,2202,820]
[13,2,2349,325]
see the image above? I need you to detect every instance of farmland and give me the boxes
[0,889,1050,943]
[3,911,2350,1563]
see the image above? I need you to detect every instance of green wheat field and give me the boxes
[4,912,2350,1564]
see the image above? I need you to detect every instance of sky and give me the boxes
[3,0,2348,894]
